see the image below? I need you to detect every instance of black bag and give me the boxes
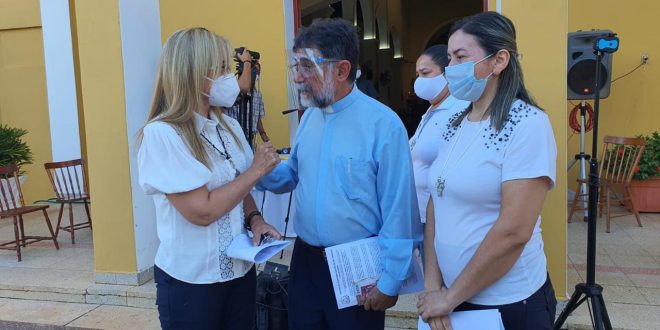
[255,262,289,330]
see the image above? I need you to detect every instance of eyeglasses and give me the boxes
[289,57,340,77]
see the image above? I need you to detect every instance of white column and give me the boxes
[118,0,161,276]
[40,0,81,162]
[284,0,298,146]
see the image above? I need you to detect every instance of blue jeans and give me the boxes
[154,265,256,330]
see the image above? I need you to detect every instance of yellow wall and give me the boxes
[159,0,291,148]
[497,0,569,298]
[0,0,40,30]
[73,0,137,273]
[0,0,53,204]
[567,0,660,186]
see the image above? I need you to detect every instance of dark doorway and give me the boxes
[297,0,483,136]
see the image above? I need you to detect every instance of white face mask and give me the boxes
[414,74,447,101]
[205,73,240,107]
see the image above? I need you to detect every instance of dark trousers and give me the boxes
[454,275,557,330]
[154,265,256,330]
[289,238,385,330]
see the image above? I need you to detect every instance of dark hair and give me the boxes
[449,11,541,131]
[293,18,360,82]
[421,44,450,71]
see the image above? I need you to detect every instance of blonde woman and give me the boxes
[137,28,281,329]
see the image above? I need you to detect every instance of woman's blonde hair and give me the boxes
[138,27,240,168]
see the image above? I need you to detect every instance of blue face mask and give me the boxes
[445,54,493,102]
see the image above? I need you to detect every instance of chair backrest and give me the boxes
[0,164,25,211]
[44,159,89,202]
[599,136,646,185]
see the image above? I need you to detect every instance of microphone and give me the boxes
[282,109,305,115]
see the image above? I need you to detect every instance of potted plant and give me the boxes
[629,131,660,212]
[0,125,33,208]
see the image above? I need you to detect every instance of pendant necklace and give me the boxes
[200,124,241,178]
[435,111,489,197]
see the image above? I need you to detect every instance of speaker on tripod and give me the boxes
[567,30,614,222]
[555,31,620,330]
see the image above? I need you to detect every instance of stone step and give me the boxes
[0,284,649,329]
[0,282,156,309]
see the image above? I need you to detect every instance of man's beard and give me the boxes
[297,74,335,108]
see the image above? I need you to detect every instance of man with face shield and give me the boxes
[257,19,422,330]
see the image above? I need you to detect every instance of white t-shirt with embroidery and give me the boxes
[138,112,254,284]
[426,100,557,305]
[410,95,470,223]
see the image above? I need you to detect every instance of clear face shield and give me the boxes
[286,48,339,109]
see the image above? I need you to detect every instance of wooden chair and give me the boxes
[44,159,91,244]
[568,136,645,232]
[0,164,59,261]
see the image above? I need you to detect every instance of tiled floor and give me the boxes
[564,205,660,329]
[1,203,659,329]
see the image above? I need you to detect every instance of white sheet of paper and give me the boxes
[417,310,505,330]
[226,233,291,264]
[325,237,424,309]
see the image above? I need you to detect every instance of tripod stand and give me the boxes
[567,102,592,222]
[554,35,619,330]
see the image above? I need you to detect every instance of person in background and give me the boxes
[417,12,558,330]
[258,18,422,330]
[137,28,281,330]
[410,44,470,227]
[228,49,269,144]
[355,64,379,100]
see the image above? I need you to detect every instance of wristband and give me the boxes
[244,210,261,230]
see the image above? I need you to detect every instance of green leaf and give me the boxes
[0,124,33,176]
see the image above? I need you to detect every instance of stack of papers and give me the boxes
[324,237,424,309]
[418,309,505,330]
[226,234,291,264]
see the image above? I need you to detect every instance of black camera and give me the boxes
[234,47,260,76]
[235,47,260,62]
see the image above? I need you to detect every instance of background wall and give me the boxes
[490,0,569,298]
[0,0,53,203]
[567,0,659,186]
[159,0,291,149]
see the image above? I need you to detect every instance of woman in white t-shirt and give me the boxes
[410,44,470,225]
[137,28,281,330]
[417,12,558,330]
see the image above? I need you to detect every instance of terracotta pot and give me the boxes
[628,177,660,213]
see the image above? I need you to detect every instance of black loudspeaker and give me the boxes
[567,30,614,100]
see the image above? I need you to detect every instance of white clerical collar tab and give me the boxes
[322,106,334,113]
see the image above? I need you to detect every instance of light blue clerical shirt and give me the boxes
[257,86,422,295]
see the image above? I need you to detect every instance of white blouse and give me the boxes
[427,100,557,305]
[138,112,254,284]
[409,95,470,223]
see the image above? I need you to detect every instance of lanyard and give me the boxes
[410,106,440,151]
[200,124,240,178]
